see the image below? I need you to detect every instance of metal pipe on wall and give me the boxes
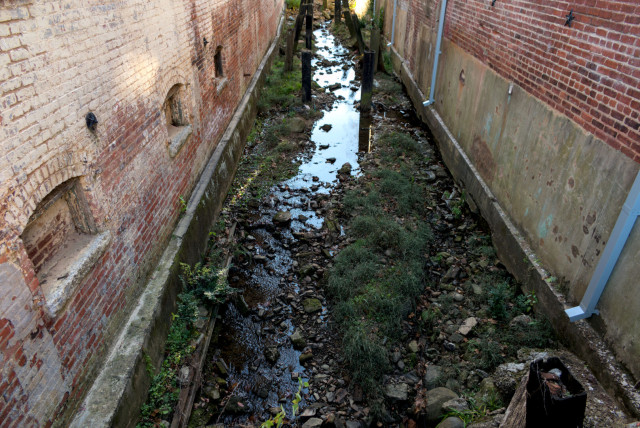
[423,0,448,107]
[566,170,640,321]
[387,0,398,46]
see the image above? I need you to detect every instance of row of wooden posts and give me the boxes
[283,0,380,111]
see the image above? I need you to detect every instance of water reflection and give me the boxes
[358,112,373,153]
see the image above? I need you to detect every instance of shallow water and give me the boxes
[201,21,363,426]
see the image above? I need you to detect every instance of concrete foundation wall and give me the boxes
[0,0,284,425]
[379,0,640,385]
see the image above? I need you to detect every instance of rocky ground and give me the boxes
[182,5,632,428]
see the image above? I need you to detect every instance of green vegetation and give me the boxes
[439,390,503,427]
[261,378,309,428]
[137,262,235,427]
[382,51,392,74]
[327,131,435,401]
[285,0,300,9]
[257,59,302,114]
[179,195,187,214]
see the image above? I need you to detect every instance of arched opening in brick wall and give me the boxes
[214,45,224,78]
[164,84,192,157]
[20,178,110,317]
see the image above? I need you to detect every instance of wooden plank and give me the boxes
[500,374,528,428]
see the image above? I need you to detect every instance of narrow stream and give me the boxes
[194,22,366,426]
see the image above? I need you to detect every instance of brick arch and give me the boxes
[155,66,193,112]
[5,151,93,236]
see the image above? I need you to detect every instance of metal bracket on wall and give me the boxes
[566,170,640,321]
[565,10,575,27]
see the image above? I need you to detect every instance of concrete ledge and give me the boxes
[387,45,640,418]
[70,13,285,428]
[168,124,193,158]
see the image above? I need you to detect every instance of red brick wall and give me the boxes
[0,0,283,426]
[384,0,640,162]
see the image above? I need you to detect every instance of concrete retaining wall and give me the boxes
[379,0,640,415]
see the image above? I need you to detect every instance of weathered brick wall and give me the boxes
[0,0,283,425]
[383,0,640,162]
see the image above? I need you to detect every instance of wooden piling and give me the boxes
[370,27,381,72]
[285,29,294,72]
[351,12,366,53]
[361,50,374,112]
[293,13,304,53]
[305,9,313,49]
[302,50,312,102]
[335,0,342,23]
[343,11,356,39]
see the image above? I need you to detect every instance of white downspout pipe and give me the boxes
[423,0,448,107]
[566,170,640,321]
[387,0,398,47]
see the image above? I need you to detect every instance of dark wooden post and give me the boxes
[361,50,374,112]
[370,26,381,72]
[343,11,356,39]
[351,12,366,53]
[305,7,313,49]
[335,0,341,23]
[285,28,294,72]
[294,13,304,53]
[302,50,312,102]
[342,0,349,9]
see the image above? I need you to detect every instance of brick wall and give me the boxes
[383,0,640,163]
[0,0,283,426]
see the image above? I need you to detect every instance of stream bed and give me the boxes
[190,21,368,427]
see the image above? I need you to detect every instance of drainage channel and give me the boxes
[188,21,366,427]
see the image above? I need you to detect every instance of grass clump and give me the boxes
[327,129,435,402]
[342,321,390,395]
[257,59,302,114]
[286,0,301,9]
[378,131,421,156]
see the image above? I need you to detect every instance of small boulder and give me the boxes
[385,382,409,401]
[265,346,280,364]
[493,362,527,402]
[424,387,458,424]
[302,418,323,428]
[290,329,307,350]
[320,123,333,132]
[424,365,443,389]
[510,314,532,328]
[202,385,220,401]
[438,417,465,428]
[273,211,292,224]
[299,350,313,364]
[476,378,498,404]
[442,397,469,413]
[338,162,352,175]
[458,317,477,336]
[178,366,191,386]
[302,298,322,313]
[289,117,307,133]
[408,340,419,353]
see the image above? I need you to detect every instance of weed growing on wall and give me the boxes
[137,261,236,427]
